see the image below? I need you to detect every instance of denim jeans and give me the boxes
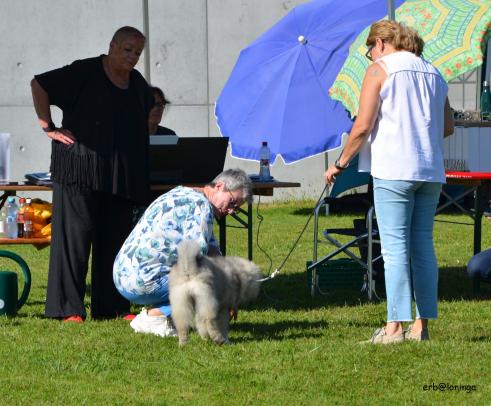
[373,179,442,322]
[117,278,172,317]
[467,248,491,281]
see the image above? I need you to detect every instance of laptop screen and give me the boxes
[149,136,229,185]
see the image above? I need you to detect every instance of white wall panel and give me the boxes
[148,0,207,104]
[0,0,145,106]
[163,105,208,138]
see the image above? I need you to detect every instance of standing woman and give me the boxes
[31,27,153,321]
[325,21,454,343]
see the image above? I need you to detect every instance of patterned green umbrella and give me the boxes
[330,0,491,117]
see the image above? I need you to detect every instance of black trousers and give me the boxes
[45,183,134,319]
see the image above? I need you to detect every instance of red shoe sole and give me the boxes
[63,315,84,323]
[123,314,136,321]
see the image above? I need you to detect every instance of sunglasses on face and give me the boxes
[365,45,374,62]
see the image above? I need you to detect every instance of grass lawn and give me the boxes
[1,200,490,405]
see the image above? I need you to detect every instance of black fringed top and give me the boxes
[35,55,153,204]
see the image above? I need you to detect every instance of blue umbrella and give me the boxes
[215,0,405,164]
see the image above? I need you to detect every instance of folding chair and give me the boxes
[308,155,383,300]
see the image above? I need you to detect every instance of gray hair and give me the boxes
[209,168,252,203]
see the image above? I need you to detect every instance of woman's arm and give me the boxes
[443,97,454,138]
[31,78,75,145]
[324,63,386,184]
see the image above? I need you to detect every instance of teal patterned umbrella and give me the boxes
[330,0,491,117]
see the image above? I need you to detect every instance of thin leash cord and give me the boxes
[256,184,329,283]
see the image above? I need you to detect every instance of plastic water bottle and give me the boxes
[0,204,6,237]
[5,196,18,239]
[259,141,271,181]
[17,197,26,238]
[23,198,34,238]
[481,80,490,120]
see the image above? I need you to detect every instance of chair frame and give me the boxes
[309,198,381,300]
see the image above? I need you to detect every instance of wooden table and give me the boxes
[1,180,301,259]
[0,184,52,247]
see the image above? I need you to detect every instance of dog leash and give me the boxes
[256,185,328,283]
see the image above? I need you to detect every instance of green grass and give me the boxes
[1,200,491,405]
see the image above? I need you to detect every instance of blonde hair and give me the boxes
[366,20,424,56]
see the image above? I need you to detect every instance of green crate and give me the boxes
[306,258,365,294]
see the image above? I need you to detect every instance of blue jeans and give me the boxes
[117,277,172,317]
[373,179,442,322]
[467,248,491,281]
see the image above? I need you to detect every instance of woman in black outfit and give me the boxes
[31,26,153,321]
[148,86,176,136]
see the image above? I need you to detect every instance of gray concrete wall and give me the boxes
[1,0,479,202]
[1,0,329,202]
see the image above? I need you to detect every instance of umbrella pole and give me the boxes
[387,0,395,20]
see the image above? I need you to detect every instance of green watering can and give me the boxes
[0,250,31,317]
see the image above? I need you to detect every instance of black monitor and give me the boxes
[149,136,229,184]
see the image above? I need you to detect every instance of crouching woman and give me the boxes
[113,169,252,337]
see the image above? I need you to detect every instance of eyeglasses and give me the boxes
[153,101,166,108]
[365,45,374,62]
[227,189,239,211]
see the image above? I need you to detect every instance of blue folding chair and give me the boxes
[309,155,383,299]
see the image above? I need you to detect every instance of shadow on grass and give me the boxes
[231,319,329,342]
[249,265,491,311]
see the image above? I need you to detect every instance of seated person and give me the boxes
[467,248,491,282]
[149,86,176,135]
[113,169,252,337]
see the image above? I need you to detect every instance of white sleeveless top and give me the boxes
[358,51,448,183]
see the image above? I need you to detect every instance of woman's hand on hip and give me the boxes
[46,128,75,145]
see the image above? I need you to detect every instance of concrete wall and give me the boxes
[0,0,330,202]
[0,0,482,202]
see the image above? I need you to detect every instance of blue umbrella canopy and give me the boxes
[215,0,405,164]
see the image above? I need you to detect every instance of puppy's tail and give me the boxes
[176,240,203,277]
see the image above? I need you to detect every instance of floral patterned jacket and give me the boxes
[113,186,216,295]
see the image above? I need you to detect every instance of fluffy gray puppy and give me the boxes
[169,240,261,346]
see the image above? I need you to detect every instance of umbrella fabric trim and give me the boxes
[330,0,491,117]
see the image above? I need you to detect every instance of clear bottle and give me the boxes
[23,198,34,238]
[259,141,271,181]
[0,204,6,237]
[17,197,26,238]
[5,196,19,239]
[481,80,490,120]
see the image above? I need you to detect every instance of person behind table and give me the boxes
[31,26,153,322]
[325,21,454,344]
[148,86,176,136]
[113,168,252,337]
